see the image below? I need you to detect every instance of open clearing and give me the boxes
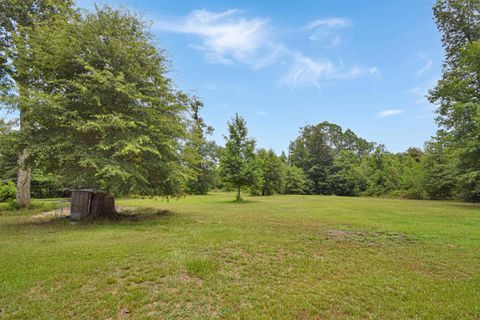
[1,193,479,319]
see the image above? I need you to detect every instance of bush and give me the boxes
[0,180,16,202]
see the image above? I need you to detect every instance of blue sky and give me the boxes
[77,0,443,153]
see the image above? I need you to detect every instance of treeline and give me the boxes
[183,117,468,201]
[0,112,472,201]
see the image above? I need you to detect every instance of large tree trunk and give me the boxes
[16,92,31,207]
[16,147,31,207]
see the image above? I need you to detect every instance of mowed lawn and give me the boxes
[1,194,479,319]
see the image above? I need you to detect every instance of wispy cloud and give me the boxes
[280,53,380,88]
[416,54,433,76]
[306,17,352,29]
[417,60,433,76]
[377,109,404,118]
[333,66,381,80]
[155,10,379,89]
[305,17,352,46]
[280,54,335,88]
[154,9,283,68]
[256,111,268,116]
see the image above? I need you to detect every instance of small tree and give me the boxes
[220,114,257,201]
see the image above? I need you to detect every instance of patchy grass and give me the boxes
[0,193,479,319]
[186,257,219,279]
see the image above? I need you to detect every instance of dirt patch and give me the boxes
[325,229,416,245]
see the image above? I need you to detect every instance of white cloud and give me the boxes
[256,111,268,116]
[416,60,433,76]
[280,54,335,88]
[305,17,352,46]
[154,9,283,68]
[156,10,378,89]
[377,109,404,118]
[280,53,380,88]
[415,53,433,77]
[306,18,352,29]
[333,66,382,80]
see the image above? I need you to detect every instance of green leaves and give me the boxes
[184,97,218,195]
[19,6,189,196]
[430,1,480,201]
[220,114,257,199]
[254,148,285,196]
[289,121,374,195]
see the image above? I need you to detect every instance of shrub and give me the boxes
[0,180,16,202]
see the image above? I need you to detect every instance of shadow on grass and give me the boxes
[5,208,175,229]
[80,208,174,224]
[217,198,259,204]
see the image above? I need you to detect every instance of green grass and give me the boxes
[1,193,479,319]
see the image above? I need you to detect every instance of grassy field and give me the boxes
[1,193,479,319]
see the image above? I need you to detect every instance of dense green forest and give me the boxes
[0,0,479,205]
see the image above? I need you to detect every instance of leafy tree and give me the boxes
[422,138,457,199]
[184,97,216,195]
[362,146,400,196]
[205,142,222,190]
[430,0,480,201]
[254,149,285,196]
[405,147,424,163]
[219,114,257,201]
[0,0,75,206]
[26,7,189,214]
[432,0,480,69]
[289,122,374,194]
[329,150,366,196]
[396,152,425,199]
[283,165,307,194]
[279,151,288,163]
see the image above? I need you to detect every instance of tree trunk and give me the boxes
[16,85,32,207]
[236,185,241,201]
[16,141,31,207]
